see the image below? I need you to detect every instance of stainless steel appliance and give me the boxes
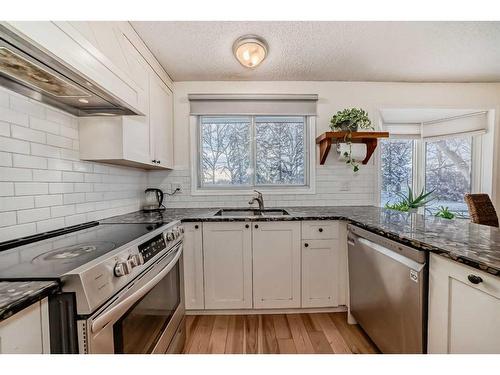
[0,24,139,116]
[0,220,185,354]
[347,225,427,354]
[143,188,165,212]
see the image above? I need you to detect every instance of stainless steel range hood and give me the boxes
[0,25,138,117]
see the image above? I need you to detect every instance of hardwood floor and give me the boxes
[183,312,380,354]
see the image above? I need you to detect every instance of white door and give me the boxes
[301,239,339,308]
[203,222,252,309]
[183,223,204,310]
[149,73,174,169]
[428,254,500,353]
[252,221,301,308]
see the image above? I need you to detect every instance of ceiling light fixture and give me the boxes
[233,35,268,68]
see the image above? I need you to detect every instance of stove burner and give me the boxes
[32,242,116,263]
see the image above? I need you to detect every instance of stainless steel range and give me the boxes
[0,220,186,354]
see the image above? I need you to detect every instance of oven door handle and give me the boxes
[91,245,183,334]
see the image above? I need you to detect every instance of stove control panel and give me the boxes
[138,233,167,263]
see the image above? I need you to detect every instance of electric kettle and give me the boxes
[143,188,165,212]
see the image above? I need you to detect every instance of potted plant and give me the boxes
[384,186,434,213]
[434,206,455,219]
[330,108,373,172]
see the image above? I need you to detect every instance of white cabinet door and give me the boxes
[203,222,252,309]
[253,221,301,308]
[149,73,174,169]
[428,254,500,354]
[0,299,49,354]
[183,223,204,310]
[301,239,339,308]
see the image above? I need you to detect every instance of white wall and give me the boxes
[149,81,500,209]
[0,87,147,242]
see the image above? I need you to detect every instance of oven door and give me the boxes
[81,243,185,354]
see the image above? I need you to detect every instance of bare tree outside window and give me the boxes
[255,117,305,185]
[380,139,413,206]
[425,137,472,215]
[200,116,307,188]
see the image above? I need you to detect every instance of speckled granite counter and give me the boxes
[0,281,59,321]
[102,206,500,277]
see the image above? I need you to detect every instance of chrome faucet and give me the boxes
[248,190,265,210]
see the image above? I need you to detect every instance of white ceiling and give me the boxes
[131,21,500,82]
[380,108,483,124]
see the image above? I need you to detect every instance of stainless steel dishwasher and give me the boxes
[347,225,428,354]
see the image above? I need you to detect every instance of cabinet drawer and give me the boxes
[301,221,339,240]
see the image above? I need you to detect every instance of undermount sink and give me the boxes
[214,208,290,217]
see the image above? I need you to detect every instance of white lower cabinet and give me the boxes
[0,298,50,354]
[203,222,253,309]
[253,222,301,308]
[183,223,204,310]
[428,253,500,353]
[301,239,339,308]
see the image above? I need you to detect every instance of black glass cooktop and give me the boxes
[0,222,163,280]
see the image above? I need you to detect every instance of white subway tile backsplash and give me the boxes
[0,196,34,212]
[0,136,30,154]
[36,217,65,233]
[0,121,10,137]
[15,182,49,196]
[0,167,32,182]
[11,124,46,143]
[49,182,74,194]
[33,169,62,182]
[47,134,73,149]
[31,143,61,158]
[0,88,145,241]
[47,158,73,171]
[30,117,60,135]
[18,207,51,223]
[0,182,14,196]
[10,96,45,118]
[0,107,29,126]
[0,151,12,167]
[0,211,17,227]
[0,223,36,240]
[62,171,84,182]
[63,193,86,205]
[50,205,75,218]
[13,154,48,169]
[35,194,63,208]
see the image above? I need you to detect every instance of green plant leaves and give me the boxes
[435,206,455,219]
[386,186,435,212]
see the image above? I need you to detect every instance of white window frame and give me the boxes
[377,135,483,214]
[190,115,316,196]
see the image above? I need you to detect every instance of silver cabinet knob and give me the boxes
[114,261,130,277]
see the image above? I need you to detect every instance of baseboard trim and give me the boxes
[186,305,348,315]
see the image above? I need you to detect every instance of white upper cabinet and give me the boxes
[428,254,500,354]
[253,221,301,308]
[73,22,174,170]
[203,222,253,309]
[149,73,174,169]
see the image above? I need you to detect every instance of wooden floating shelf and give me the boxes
[316,131,390,165]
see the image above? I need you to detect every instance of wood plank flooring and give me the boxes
[183,312,380,354]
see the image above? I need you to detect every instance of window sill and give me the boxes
[191,186,316,196]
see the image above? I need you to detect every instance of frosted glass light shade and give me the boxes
[233,36,268,68]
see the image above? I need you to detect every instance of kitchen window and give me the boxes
[198,115,309,190]
[380,135,479,217]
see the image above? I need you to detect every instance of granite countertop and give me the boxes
[102,206,500,277]
[0,280,59,322]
